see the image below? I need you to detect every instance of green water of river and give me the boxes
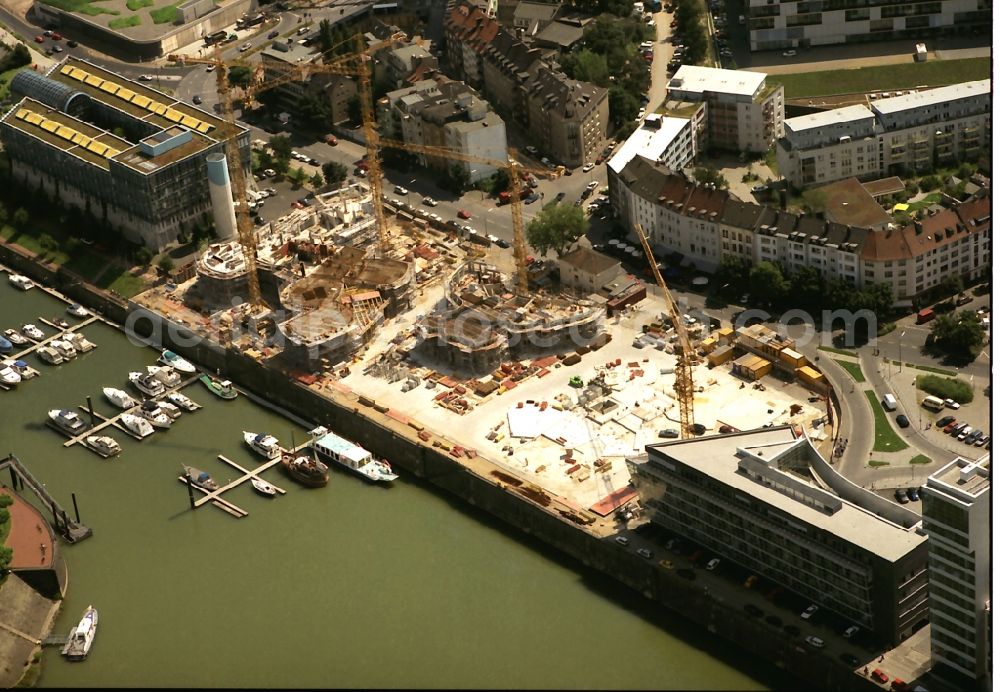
[0,276,780,689]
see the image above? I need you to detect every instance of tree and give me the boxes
[268,135,292,161]
[930,310,985,360]
[788,265,824,314]
[38,233,58,252]
[526,203,588,257]
[296,88,332,130]
[715,254,750,295]
[490,169,511,197]
[445,164,470,194]
[310,172,324,188]
[800,187,827,214]
[318,18,335,55]
[748,261,787,307]
[157,256,175,273]
[288,166,308,188]
[692,167,727,189]
[12,207,27,226]
[134,246,153,266]
[560,49,610,87]
[322,161,348,186]
[228,66,251,88]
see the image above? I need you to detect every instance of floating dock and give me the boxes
[10,315,99,361]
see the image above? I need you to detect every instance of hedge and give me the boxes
[916,374,974,404]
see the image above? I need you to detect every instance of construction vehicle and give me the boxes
[634,223,696,438]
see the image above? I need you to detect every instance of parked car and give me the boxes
[394,185,409,195]
[975,435,990,447]
[524,145,538,156]
[944,398,960,409]
[965,429,982,444]
[843,625,860,639]
[34,35,44,43]
[637,548,653,559]
[263,168,276,177]
[582,163,595,172]
[906,488,920,502]
[896,414,910,428]
[457,209,471,219]
[138,74,154,82]
[52,45,63,53]
[268,30,280,39]
[555,192,566,202]
[871,669,890,684]
[943,419,963,433]
[894,488,910,504]
[706,558,721,571]
[782,49,797,57]
[936,415,956,428]
[496,238,511,249]
[422,196,438,206]
[615,535,630,546]
[805,636,825,648]
[192,95,203,105]
[240,42,252,52]
[658,429,680,439]
[751,184,768,194]
[524,193,540,204]
[956,426,973,441]
[800,604,818,620]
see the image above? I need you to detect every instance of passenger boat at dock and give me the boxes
[61,605,98,661]
[166,391,198,411]
[159,349,197,374]
[280,452,329,487]
[0,363,21,386]
[86,435,121,457]
[244,431,281,459]
[49,409,87,435]
[50,339,77,360]
[200,374,237,400]
[182,464,219,491]
[66,332,96,353]
[103,387,138,410]
[120,413,154,438]
[158,401,182,419]
[67,303,89,318]
[8,274,34,290]
[21,323,44,341]
[3,328,28,346]
[129,371,166,397]
[310,426,398,483]
[146,365,182,388]
[37,345,64,365]
[137,400,172,428]
[4,359,38,379]
[251,476,278,497]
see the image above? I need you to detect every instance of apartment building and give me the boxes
[922,454,990,685]
[524,68,607,167]
[377,41,440,88]
[558,245,622,294]
[610,156,990,301]
[779,80,991,187]
[668,65,784,154]
[747,0,991,52]
[0,59,249,251]
[628,427,929,646]
[379,78,508,182]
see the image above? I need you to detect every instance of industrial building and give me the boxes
[0,58,249,251]
[922,454,991,686]
[628,427,929,646]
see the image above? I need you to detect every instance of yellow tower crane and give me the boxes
[634,223,697,438]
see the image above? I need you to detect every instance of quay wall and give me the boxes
[126,305,875,692]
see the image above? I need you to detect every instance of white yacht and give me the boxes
[159,349,197,374]
[4,359,38,379]
[49,409,86,435]
[310,426,398,483]
[37,346,64,365]
[146,365,182,388]
[158,401,182,419]
[50,339,77,360]
[128,371,165,397]
[138,400,172,428]
[0,364,21,386]
[8,274,34,290]
[3,328,28,346]
[86,435,121,457]
[21,324,44,341]
[61,605,98,661]
[67,303,89,317]
[66,332,96,353]
[103,387,138,410]
[243,431,281,459]
[166,391,198,411]
[120,413,154,438]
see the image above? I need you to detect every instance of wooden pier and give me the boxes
[10,315,99,361]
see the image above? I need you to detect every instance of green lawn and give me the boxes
[834,359,865,382]
[103,271,146,298]
[912,363,958,377]
[766,58,991,98]
[863,390,910,453]
[0,65,32,104]
[909,454,933,465]
[126,0,152,8]
[150,1,182,24]
[819,345,857,357]
[868,460,891,468]
[38,0,120,15]
[109,15,141,29]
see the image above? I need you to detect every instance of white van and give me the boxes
[921,395,945,412]
[882,393,898,411]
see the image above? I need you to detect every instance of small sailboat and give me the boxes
[129,371,165,397]
[103,387,138,410]
[61,605,97,661]
[8,274,34,290]
[138,400,172,428]
[67,303,89,317]
[182,464,219,491]
[158,401,182,419]
[0,364,21,386]
[50,339,77,360]
[166,391,198,411]
[243,431,281,459]
[3,328,28,346]
[66,332,96,353]
[120,413,154,438]
[146,365,181,388]
[251,477,278,497]
[21,323,44,341]
[200,374,237,400]
[159,349,196,374]
[37,345,64,365]
[48,409,86,434]
[86,435,121,457]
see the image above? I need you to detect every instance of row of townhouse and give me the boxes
[779,80,991,188]
[378,77,508,182]
[443,1,608,167]
[611,156,991,303]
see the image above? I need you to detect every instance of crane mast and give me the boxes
[634,223,696,438]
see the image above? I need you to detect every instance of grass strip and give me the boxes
[819,345,856,357]
[863,390,910,453]
[109,15,141,29]
[868,460,891,468]
[912,364,958,377]
[834,359,865,382]
[909,454,933,465]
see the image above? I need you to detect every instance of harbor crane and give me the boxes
[634,223,697,438]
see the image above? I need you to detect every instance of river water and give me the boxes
[0,277,781,689]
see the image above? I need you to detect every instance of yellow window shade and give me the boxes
[131,94,152,108]
[83,75,104,87]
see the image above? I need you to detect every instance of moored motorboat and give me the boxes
[138,400,172,428]
[67,303,89,318]
[200,374,237,400]
[66,332,96,352]
[50,339,77,360]
[280,452,329,487]
[4,359,38,379]
[146,365,181,387]
[52,317,70,330]
[243,431,281,459]
[37,346,64,365]
[61,605,97,661]
[182,464,219,491]
[8,274,34,290]
[86,435,121,457]
[159,349,196,374]
[21,323,44,341]
[103,387,138,410]
[3,329,28,346]
[0,334,11,355]
[166,391,198,411]
[310,426,398,483]
[158,401,182,419]
[129,371,165,397]
[49,409,86,435]
[0,364,21,386]
[120,413,154,438]
[251,477,278,497]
